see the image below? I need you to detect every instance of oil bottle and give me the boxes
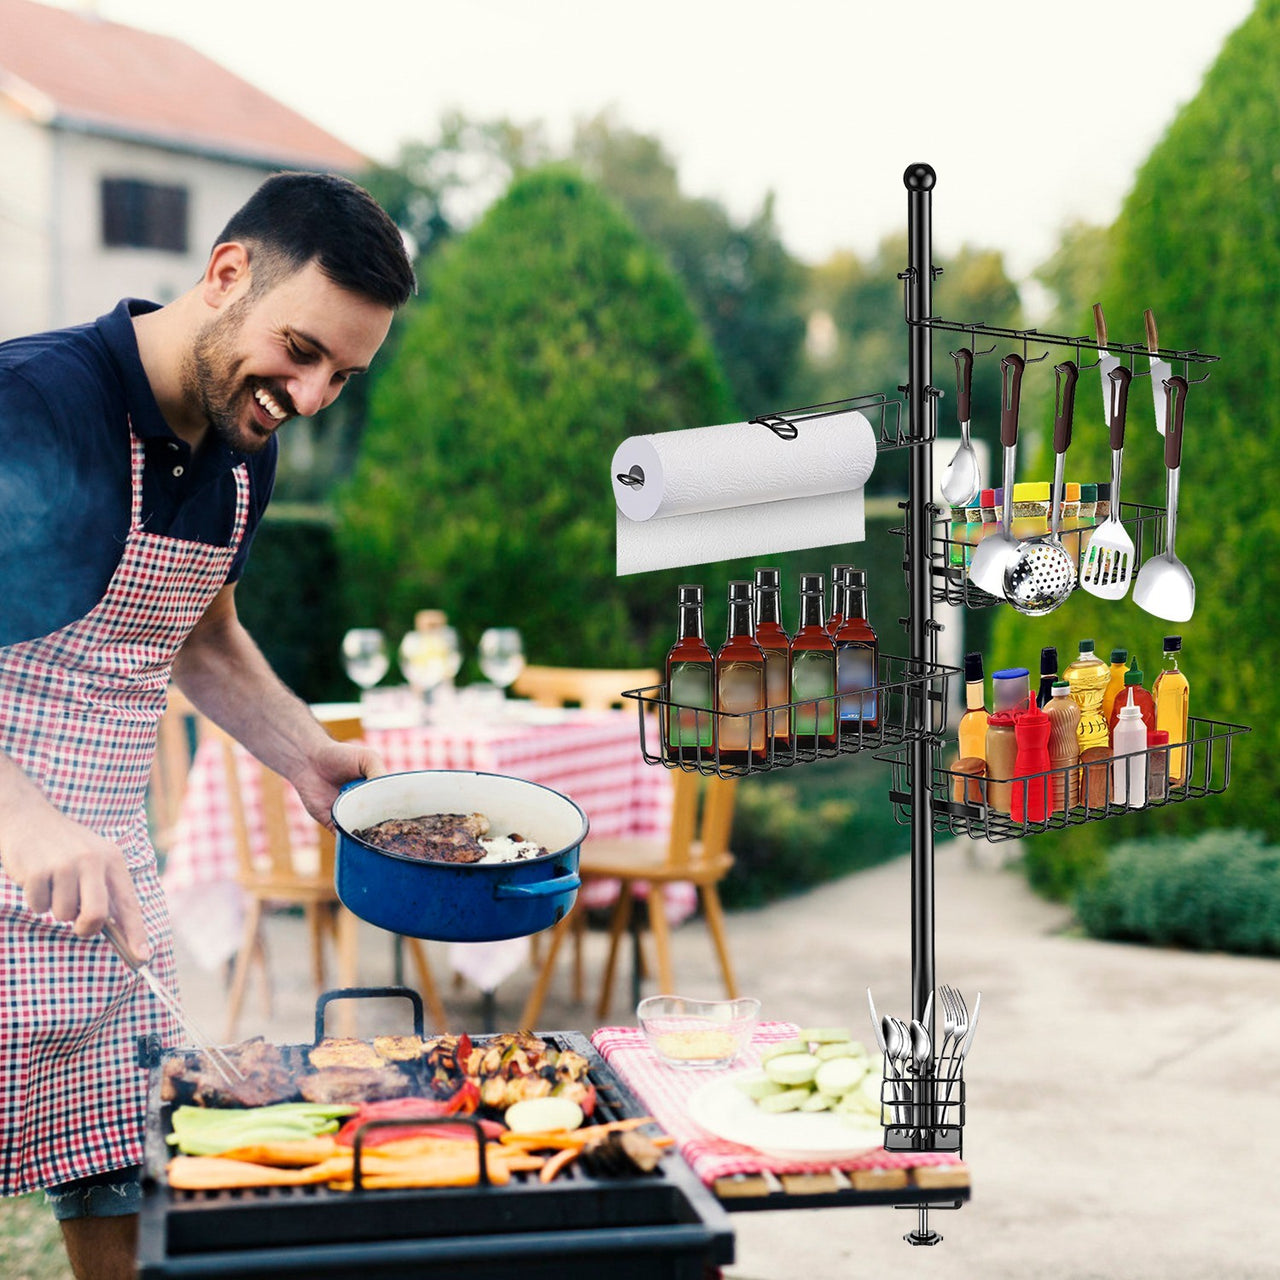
[1101,647,1129,724]
[1153,635,1190,787]
[957,652,990,764]
[1063,639,1109,756]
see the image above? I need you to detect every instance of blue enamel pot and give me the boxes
[332,770,587,942]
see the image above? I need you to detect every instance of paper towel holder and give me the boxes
[616,464,646,488]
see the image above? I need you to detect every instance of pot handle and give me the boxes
[494,871,582,899]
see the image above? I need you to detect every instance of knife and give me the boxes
[1144,308,1171,436]
[1093,303,1121,425]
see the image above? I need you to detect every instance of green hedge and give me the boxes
[1073,829,1280,956]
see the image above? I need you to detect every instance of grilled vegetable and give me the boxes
[504,1096,583,1135]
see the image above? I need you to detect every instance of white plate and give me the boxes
[686,1070,884,1161]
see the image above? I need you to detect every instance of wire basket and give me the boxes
[624,655,959,779]
[882,716,1250,841]
[880,1060,965,1155]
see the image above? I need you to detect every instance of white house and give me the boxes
[0,0,368,342]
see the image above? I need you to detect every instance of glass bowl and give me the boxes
[637,995,761,1069]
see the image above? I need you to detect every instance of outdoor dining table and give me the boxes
[161,699,677,1009]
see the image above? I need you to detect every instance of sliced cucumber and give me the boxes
[813,1055,869,1097]
[736,1075,786,1100]
[834,1089,878,1117]
[755,1087,812,1114]
[798,1091,836,1112]
[762,1052,820,1087]
[814,1040,866,1062]
[759,1038,808,1063]
[797,1027,854,1044]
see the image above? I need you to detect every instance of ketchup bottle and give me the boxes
[1010,695,1052,824]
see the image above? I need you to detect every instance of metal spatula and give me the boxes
[1079,364,1135,599]
[1133,375,1195,621]
[102,920,243,1086]
[966,352,1025,597]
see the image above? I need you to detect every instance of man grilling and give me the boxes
[0,171,414,1280]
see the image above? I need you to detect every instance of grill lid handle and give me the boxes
[314,985,426,1043]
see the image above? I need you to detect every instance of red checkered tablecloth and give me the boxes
[591,1023,963,1184]
[162,710,675,974]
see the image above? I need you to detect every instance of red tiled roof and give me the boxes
[0,0,367,171]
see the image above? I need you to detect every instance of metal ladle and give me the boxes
[1004,360,1079,615]
[940,347,981,507]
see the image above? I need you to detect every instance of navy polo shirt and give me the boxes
[0,299,276,647]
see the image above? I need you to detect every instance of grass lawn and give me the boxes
[0,1194,71,1279]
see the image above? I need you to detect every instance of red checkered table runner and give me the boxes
[591,1023,963,1184]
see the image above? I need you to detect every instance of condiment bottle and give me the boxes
[1147,729,1170,803]
[957,651,990,764]
[1101,647,1129,724]
[1045,681,1081,812]
[789,574,837,752]
[1010,696,1052,824]
[984,710,1018,815]
[715,581,767,766]
[833,570,879,735]
[1063,639,1109,755]
[992,667,1032,713]
[1153,635,1190,787]
[665,584,714,760]
[1037,646,1059,708]
[754,568,791,755]
[825,565,854,635]
[1010,481,1051,541]
[1111,691,1148,808]
[1106,658,1156,739]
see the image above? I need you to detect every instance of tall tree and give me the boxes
[991,0,1277,895]
[334,165,735,669]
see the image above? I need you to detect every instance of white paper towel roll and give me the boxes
[612,410,877,574]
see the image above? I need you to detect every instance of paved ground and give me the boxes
[175,839,1280,1280]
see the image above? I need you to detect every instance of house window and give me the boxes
[101,178,189,252]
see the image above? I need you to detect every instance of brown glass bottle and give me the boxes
[664,584,715,762]
[825,564,855,635]
[754,568,791,757]
[833,569,879,736]
[789,574,837,752]
[715,581,767,767]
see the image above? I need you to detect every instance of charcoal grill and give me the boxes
[136,988,733,1279]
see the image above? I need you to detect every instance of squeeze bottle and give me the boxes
[1045,681,1081,812]
[1010,697,1052,823]
[1111,690,1148,808]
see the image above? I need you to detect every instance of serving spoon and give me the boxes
[940,347,981,507]
[966,353,1025,597]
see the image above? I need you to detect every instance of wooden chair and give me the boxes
[147,685,200,855]
[520,767,740,1028]
[511,665,659,712]
[217,715,447,1038]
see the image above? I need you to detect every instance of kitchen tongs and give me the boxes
[103,920,243,1087]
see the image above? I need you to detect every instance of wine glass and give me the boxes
[477,628,526,694]
[399,625,461,717]
[340,628,390,691]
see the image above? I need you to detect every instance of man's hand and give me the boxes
[292,739,385,831]
[0,805,151,961]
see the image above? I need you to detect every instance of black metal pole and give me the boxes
[904,162,938,1034]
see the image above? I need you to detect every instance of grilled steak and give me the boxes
[299,1065,413,1104]
[161,1038,300,1108]
[354,812,491,864]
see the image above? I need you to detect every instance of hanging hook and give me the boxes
[1020,330,1051,365]
[752,414,799,440]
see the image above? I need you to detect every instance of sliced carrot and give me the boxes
[167,1155,352,1190]
[214,1138,339,1167]
[538,1146,581,1183]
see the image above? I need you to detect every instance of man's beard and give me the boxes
[183,297,286,455]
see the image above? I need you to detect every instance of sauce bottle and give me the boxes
[715,581,767,766]
[825,565,854,635]
[789,574,837,752]
[1037,646,1059,708]
[1045,681,1081,812]
[1106,658,1156,739]
[1101,647,1129,724]
[1153,635,1190,787]
[754,568,791,755]
[984,710,1018,815]
[1063,639,1109,755]
[957,651,990,764]
[1010,696,1052,824]
[833,570,879,735]
[665,584,714,761]
[1111,691,1148,808]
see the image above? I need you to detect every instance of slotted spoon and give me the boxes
[940,347,981,507]
[1133,375,1195,621]
[1004,360,1079,615]
[1079,364,1135,599]
[966,352,1025,598]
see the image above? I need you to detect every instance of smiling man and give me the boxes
[0,172,414,1280]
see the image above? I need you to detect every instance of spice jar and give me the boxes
[992,667,1032,713]
[979,487,999,531]
[1147,729,1170,802]
[1079,746,1111,809]
[1010,482,1051,541]
[1075,482,1098,568]
[951,756,987,805]
[1060,482,1082,561]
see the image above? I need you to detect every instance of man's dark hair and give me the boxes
[215,171,416,309]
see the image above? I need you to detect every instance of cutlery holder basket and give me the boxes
[880,1061,965,1155]
[624,655,959,778]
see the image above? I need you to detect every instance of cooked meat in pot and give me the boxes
[353,812,491,864]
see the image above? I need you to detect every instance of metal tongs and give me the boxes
[102,920,243,1087]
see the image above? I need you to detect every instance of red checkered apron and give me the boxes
[0,426,249,1194]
